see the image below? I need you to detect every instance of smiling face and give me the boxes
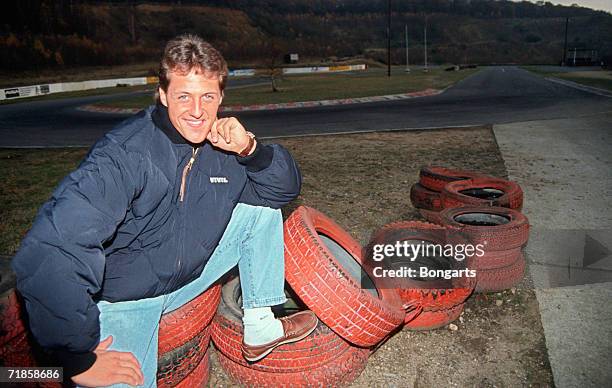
[158,69,223,144]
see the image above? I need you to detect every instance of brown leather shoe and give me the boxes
[241,310,318,362]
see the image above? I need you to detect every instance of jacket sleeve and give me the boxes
[11,141,140,376]
[237,143,301,208]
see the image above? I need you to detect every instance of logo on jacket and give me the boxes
[210,177,229,184]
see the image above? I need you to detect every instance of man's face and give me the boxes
[158,69,223,144]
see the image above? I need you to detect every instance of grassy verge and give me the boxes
[0,149,88,254]
[96,67,479,109]
[523,66,612,91]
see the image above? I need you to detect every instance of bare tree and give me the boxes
[263,38,285,93]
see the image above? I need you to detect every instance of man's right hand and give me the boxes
[71,336,145,387]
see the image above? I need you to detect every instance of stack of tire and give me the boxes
[157,285,220,387]
[365,221,475,331]
[410,166,529,292]
[0,283,220,387]
[212,206,406,387]
[410,166,523,218]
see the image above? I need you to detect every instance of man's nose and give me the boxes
[189,98,203,117]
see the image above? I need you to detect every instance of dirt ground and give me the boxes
[206,126,554,387]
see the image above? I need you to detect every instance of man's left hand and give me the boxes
[207,117,254,155]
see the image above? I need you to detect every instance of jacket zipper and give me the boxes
[179,147,199,202]
[174,146,199,289]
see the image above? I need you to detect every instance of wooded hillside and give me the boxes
[2,0,611,72]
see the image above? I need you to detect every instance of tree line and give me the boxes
[1,0,610,72]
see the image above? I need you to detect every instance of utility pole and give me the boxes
[405,24,410,72]
[387,0,391,77]
[423,17,428,72]
[562,17,569,66]
[129,1,136,44]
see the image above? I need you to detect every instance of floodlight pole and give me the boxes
[424,17,428,72]
[562,17,569,66]
[387,0,391,77]
[405,24,410,72]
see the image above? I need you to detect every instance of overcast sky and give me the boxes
[518,0,612,13]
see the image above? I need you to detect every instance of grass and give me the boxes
[523,66,612,91]
[0,149,87,254]
[96,67,479,109]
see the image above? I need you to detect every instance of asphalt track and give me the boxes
[0,66,611,147]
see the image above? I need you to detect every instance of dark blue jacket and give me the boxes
[11,105,301,374]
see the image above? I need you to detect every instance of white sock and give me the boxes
[242,306,284,346]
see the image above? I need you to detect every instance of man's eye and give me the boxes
[204,94,216,101]
[177,95,189,101]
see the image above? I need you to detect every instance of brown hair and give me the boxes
[158,34,228,95]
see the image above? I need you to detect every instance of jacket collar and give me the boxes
[152,103,205,147]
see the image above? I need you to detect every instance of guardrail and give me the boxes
[1,64,367,101]
[282,64,366,74]
[0,76,157,101]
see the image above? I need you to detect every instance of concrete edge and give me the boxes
[546,77,612,98]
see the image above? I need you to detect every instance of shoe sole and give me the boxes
[242,316,319,362]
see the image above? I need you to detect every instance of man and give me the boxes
[11,34,317,387]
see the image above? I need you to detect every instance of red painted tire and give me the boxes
[475,253,526,293]
[174,348,210,388]
[0,331,37,367]
[441,177,523,210]
[472,247,522,270]
[217,343,369,387]
[399,287,472,313]
[0,289,44,371]
[439,207,530,251]
[158,284,220,355]
[418,209,443,224]
[410,183,442,210]
[365,221,474,319]
[0,289,28,354]
[157,326,211,387]
[284,206,404,348]
[419,166,486,192]
[404,303,464,330]
[211,277,352,373]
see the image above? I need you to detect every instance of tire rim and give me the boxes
[319,233,379,297]
[458,187,504,200]
[454,212,510,226]
[388,239,452,281]
[230,279,305,318]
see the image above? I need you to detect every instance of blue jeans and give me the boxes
[95,204,286,387]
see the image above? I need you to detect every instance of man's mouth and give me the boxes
[183,118,205,128]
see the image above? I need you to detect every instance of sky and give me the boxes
[518,0,612,14]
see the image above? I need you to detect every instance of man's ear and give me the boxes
[159,87,169,107]
[219,91,224,104]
